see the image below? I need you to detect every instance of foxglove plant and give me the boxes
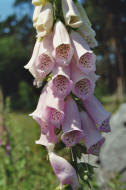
[25,0,111,189]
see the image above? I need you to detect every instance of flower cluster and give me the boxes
[25,0,111,189]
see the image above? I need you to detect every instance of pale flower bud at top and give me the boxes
[62,0,82,28]
[80,111,105,156]
[36,2,53,38]
[61,96,83,147]
[49,152,80,190]
[70,30,96,73]
[49,65,73,99]
[33,5,42,28]
[75,1,91,27]
[53,21,74,66]
[32,0,47,6]
[77,24,98,48]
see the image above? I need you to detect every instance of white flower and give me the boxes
[33,5,42,28]
[75,1,91,27]
[36,2,53,37]
[62,0,82,28]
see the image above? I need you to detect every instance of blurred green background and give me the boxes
[0,0,126,189]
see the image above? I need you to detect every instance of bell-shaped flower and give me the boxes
[36,2,53,38]
[49,65,73,99]
[83,95,111,132]
[71,59,95,100]
[36,33,54,80]
[80,111,105,156]
[53,21,74,66]
[49,152,80,190]
[61,96,83,147]
[70,30,96,73]
[24,33,54,87]
[62,0,82,28]
[33,5,42,28]
[36,125,58,147]
[32,0,47,7]
[75,1,91,27]
[24,39,42,86]
[30,85,64,128]
[77,24,98,48]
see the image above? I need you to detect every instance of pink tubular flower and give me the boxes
[24,39,41,82]
[25,33,54,87]
[49,152,80,190]
[70,30,96,73]
[30,85,64,128]
[36,33,55,79]
[80,111,105,156]
[53,21,74,66]
[83,95,111,132]
[36,125,58,147]
[61,96,83,147]
[49,65,73,98]
[71,59,95,100]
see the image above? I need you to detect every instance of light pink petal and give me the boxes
[36,33,55,79]
[71,59,95,100]
[83,95,111,132]
[80,111,105,156]
[24,40,41,78]
[61,96,83,147]
[49,152,80,190]
[53,21,74,66]
[49,65,73,98]
[45,86,64,127]
[30,85,64,128]
[70,30,96,73]
[36,125,58,146]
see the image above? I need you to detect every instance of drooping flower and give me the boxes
[24,33,54,87]
[75,1,98,48]
[36,2,53,38]
[62,0,82,28]
[30,85,64,128]
[36,33,54,79]
[36,125,58,147]
[83,95,111,132]
[71,59,95,100]
[49,65,73,98]
[32,0,47,6]
[70,30,96,73]
[24,39,42,86]
[75,1,91,27]
[53,21,74,66]
[80,111,105,156]
[49,152,80,190]
[61,96,83,147]
[77,25,98,48]
[33,5,42,28]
